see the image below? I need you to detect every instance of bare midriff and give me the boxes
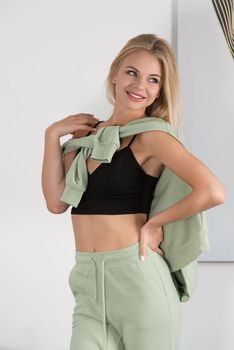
[71,213,147,252]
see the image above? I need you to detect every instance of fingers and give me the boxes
[68,114,100,135]
[156,248,165,257]
[139,234,148,261]
[139,233,165,261]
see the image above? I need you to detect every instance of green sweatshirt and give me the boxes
[60,116,210,302]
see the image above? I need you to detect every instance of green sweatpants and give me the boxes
[68,241,181,350]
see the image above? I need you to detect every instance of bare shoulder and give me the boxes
[140,130,223,191]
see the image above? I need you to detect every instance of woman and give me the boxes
[42,34,226,350]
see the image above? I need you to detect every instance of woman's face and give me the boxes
[112,50,163,114]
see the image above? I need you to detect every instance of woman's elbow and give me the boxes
[209,183,227,205]
[46,201,69,214]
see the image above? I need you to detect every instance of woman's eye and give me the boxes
[126,70,159,84]
[126,70,136,76]
[150,78,159,84]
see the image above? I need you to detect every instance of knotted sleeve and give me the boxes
[60,147,91,207]
[90,125,121,162]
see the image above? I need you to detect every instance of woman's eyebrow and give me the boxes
[125,65,161,78]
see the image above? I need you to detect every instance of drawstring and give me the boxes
[102,258,107,350]
[90,257,107,350]
[91,258,97,302]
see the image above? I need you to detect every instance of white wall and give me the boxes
[177,0,234,261]
[0,1,232,349]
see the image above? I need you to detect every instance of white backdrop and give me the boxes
[177,0,234,261]
[0,1,233,350]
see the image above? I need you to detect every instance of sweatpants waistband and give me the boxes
[74,241,155,268]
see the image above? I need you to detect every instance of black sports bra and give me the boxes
[70,120,160,215]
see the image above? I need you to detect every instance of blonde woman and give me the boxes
[42,34,226,350]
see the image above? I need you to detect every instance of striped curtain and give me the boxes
[211,0,234,59]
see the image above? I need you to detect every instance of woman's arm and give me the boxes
[41,128,77,214]
[41,113,99,213]
[142,130,227,227]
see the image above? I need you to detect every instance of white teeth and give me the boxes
[128,91,144,99]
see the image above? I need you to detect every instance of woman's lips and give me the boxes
[126,91,146,101]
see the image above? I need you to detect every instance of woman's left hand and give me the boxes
[139,221,165,261]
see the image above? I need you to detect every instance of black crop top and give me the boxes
[70,120,160,215]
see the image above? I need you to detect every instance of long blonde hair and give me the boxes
[104,33,182,134]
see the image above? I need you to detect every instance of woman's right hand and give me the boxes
[46,113,100,138]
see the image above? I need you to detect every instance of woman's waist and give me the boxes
[71,212,147,229]
[71,213,147,247]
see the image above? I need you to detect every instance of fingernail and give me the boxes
[140,255,145,262]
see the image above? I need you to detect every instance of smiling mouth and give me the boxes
[126,91,146,99]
